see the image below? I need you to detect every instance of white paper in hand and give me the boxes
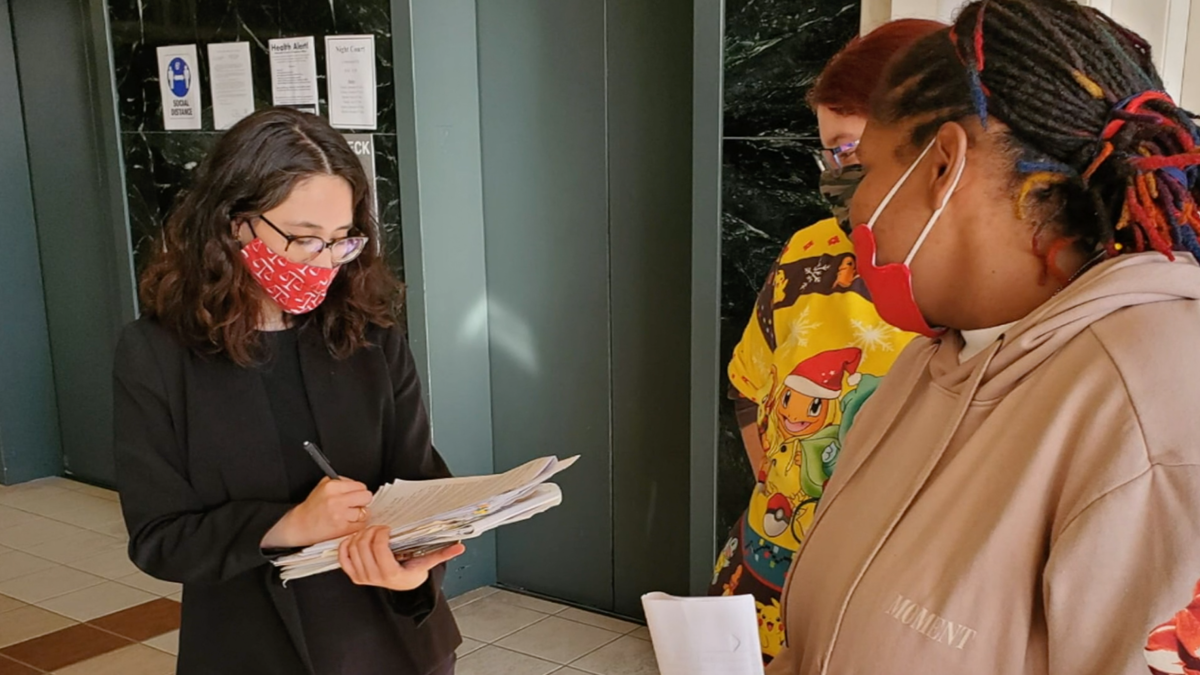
[641,592,764,675]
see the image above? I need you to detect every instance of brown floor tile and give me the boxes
[87,598,180,642]
[0,606,74,649]
[53,644,174,675]
[0,624,131,672]
[0,655,40,675]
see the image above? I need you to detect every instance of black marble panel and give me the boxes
[121,130,221,271]
[109,0,402,290]
[716,138,833,537]
[109,0,395,133]
[372,132,404,281]
[724,0,859,138]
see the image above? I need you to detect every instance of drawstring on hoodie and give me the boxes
[816,338,1005,675]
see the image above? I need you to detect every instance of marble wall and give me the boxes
[107,0,403,278]
[717,0,860,538]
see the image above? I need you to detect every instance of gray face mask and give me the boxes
[819,164,864,232]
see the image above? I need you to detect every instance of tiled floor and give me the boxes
[0,477,659,675]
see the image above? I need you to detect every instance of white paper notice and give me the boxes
[269,36,319,114]
[325,35,377,129]
[207,42,255,130]
[641,592,764,675]
[156,45,202,130]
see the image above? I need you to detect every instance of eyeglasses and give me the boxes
[815,140,860,173]
[253,214,370,265]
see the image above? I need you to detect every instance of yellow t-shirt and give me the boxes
[729,219,916,557]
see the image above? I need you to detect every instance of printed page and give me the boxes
[366,456,575,527]
[642,592,764,675]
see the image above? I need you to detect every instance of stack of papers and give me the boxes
[273,455,578,582]
[641,592,765,675]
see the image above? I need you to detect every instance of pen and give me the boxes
[302,441,340,480]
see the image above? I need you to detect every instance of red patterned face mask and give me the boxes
[240,238,338,314]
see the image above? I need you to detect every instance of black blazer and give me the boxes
[112,318,460,675]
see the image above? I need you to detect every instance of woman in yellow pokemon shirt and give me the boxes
[707,19,942,664]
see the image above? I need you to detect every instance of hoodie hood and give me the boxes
[929,252,1200,401]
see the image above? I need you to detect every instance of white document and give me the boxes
[325,35,377,129]
[156,45,202,130]
[642,592,764,675]
[207,42,255,130]
[273,455,578,582]
[269,36,319,114]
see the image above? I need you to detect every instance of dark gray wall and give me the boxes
[9,0,133,486]
[607,0,694,617]
[477,0,693,615]
[477,0,615,610]
[0,0,63,485]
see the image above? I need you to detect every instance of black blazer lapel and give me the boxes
[184,353,291,503]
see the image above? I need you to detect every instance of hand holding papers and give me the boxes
[641,592,765,675]
[273,455,578,582]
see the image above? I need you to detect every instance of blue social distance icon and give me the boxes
[168,57,191,97]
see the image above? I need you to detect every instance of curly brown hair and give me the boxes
[139,107,401,366]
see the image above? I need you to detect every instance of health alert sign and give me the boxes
[157,44,202,130]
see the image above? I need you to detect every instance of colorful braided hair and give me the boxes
[872,0,1200,262]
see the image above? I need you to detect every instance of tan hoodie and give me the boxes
[766,252,1200,675]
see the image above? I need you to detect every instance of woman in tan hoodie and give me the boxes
[767,1,1200,674]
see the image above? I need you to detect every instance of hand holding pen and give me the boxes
[260,442,373,549]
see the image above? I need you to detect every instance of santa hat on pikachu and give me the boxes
[783,348,862,400]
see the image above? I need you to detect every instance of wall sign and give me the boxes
[208,42,256,130]
[343,133,379,218]
[269,36,319,114]
[326,35,378,130]
[156,44,202,130]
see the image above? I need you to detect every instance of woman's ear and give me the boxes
[928,122,970,210]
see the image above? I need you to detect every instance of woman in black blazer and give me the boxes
[113,107,462,675]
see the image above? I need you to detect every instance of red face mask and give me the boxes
[240,238,338,315]
[850,139,966,338]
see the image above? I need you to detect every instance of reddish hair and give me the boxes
[808,18,947,117]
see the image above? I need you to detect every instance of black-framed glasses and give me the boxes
[254,214,370,265]
[815,140,861,173]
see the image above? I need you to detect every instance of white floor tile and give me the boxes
[117,572,180,597]
[454,593,547,642]
[498,616,622,664]
[22,530,124,564]
[495,589,570,615]
[0,517,92,551]
[144,629,180,656]
[0,549,58,583]
[457,646,558,675]
[570,636,660,675]
[69,482,121,501]
[457,637,486,659]
[449,585,499,610]
[559,608,639,635]
[38,580,156,621]
[0,564,104,603]
[68,548,141,580]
